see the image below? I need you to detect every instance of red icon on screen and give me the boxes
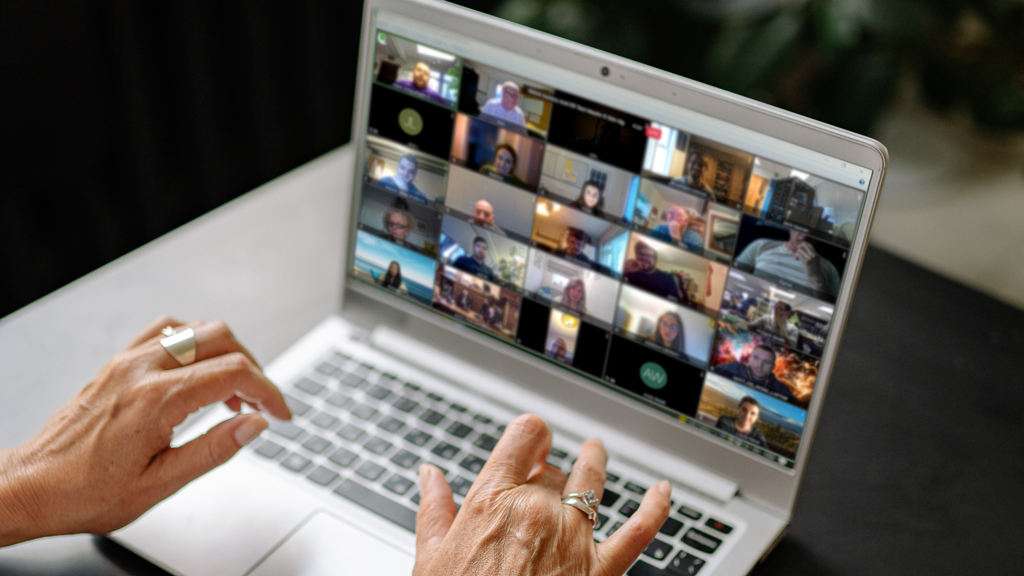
[645,125,662,139]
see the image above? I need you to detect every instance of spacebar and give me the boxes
[332,479,417,532]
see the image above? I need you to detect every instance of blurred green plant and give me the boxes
[493,0,1024,135]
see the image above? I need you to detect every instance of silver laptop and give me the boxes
[113,0,887,574]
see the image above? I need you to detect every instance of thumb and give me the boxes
[150,413,267,492]
[414,464,457,562]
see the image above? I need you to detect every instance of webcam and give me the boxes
[600,66,610,77]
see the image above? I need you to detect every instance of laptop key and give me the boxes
[419,409,445,426]
[325,391,351,409]
[327,447,358,468]
[307,466,339,487]
[669,551,706,575]
[311,412,339,429]
[449,403,467,413]
[364,436,393,455]
[410,492,421,505]
[449,475,473,496]
[431,441,460,460]
[295,377,326,396]
[267,419,304,441]
[619,500,640,518]
[446,421,474,439]
[404,429,433,447]
[426,392,444,402]
[660,517,684,537]
[681,528,721,554]
[378,416,405,434]
[678,505,702,521]
[351,403,379,421]
[642,539,673,561]
[624,481,647,495]
[315,362,339,377]
[255,439,285,459]
[601,488,620,507]
[605,472,621,484]
[281,452,311,473]
[705,518,733,535]
[341,373,364,388]
[355,461,386,481]
[390,449,421,469]
[392,396,419,413]
[459,454,487,475]
[594,513,609,531]
[333,479,416,532]
[403,382,421,392]
[607,521,624,536]
[549,447,569,459]
[473,433,498,452]
[473,413,493,425]
[282,394,312,416]
[302,435,332,454]
[337,423,366,442]
[383,474,415,495]
[367,385,392,401]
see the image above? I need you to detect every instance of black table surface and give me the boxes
[2,246,1022,575]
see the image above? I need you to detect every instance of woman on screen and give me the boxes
[558,278,588,315]
[479,144,525,187]
[649,311,686,354]
[376,261,407,296]
[569,180,605,218]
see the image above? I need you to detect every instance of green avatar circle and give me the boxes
[639,361,668,390]
[398,108,423,136]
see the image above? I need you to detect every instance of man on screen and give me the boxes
[480,81,526,127]
[715,344,796,402]
[650,206,702,253]
[734,230,841,298]
[552,228,610,276]
[392,61,450,106]
[715,396,768,449]
[748,301,800,347]
[669,151,713,196]
[453,236,495,281]
[378,154,429,205]
[623,240,683,301]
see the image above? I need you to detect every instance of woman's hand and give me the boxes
[414,414,672,576]
[0,316,291,547]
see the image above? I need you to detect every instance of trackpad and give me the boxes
[247,510,415,576]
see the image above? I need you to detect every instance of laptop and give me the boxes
[112,0,887,574]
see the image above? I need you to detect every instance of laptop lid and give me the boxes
[340,0,886,519]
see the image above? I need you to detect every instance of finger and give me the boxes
[476,414,551,488]
[159,352,291,423]
[596,480,672,576]
[563,438,607,504]
[148,412,267,494]
[146,320,261,371]
[126,315,187,349]
[526,462,567,493]
[414,464,457,562]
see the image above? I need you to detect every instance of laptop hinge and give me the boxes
[367,325,739,503]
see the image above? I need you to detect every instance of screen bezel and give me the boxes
[344,0,887,518]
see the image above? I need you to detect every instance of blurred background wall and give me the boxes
[2,0,1022,319]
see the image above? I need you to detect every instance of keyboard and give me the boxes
[248,345,739,575]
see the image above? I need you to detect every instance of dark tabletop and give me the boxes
[2,246,1021,575]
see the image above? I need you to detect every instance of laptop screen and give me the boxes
[350,11,873,471]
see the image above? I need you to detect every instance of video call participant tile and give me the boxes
[363,135,449,207]
[516,298,611,379]
[622,233,729,316]
[530,198,628,279]
[352,230,438,307]
[432,263,522,342]
[604,335,706,417]
[546,91,648,172]
[373,32,460,109]
[642,124,754,210]
[719,268,834,357]
[367,83,455,160]
[709,322,819,409]
[732,214,848,303]
[696,373,806,460]
[450,114,545,192]
[744,157,864,248]
[538,145,638,226]
[457,60,555,139]
[443,166,538,243]
[542,309,582,366]
[523,249,621,328]
[357,183,444,257]
[438,214,529,291]
[614,284,717,368]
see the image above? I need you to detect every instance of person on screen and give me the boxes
[558,278,588,315]
[392,61,450,106]
[480,81,526,127]
[481,298,503,328]
[480,144,525,187]
[748,301,799,347]
[553,228,595,266]
[383,205,414,246]
[376,261,408,296]
[566,118,624,159]
[715,344,796,402]
[648,311,686,355]
[453,236,495,281]
[650,206,702,254]
[716,396,769,449]
[569,180,605,218]
[454,288,471,311]
[378,154,429,205]
[733,230,841,298]
[547,337,569,362]
[473,200,496,227]
[623,240,683,301]
[669,151,713,196]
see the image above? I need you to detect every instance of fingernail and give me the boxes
[234,414,267,446]
[659,480,672,496]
